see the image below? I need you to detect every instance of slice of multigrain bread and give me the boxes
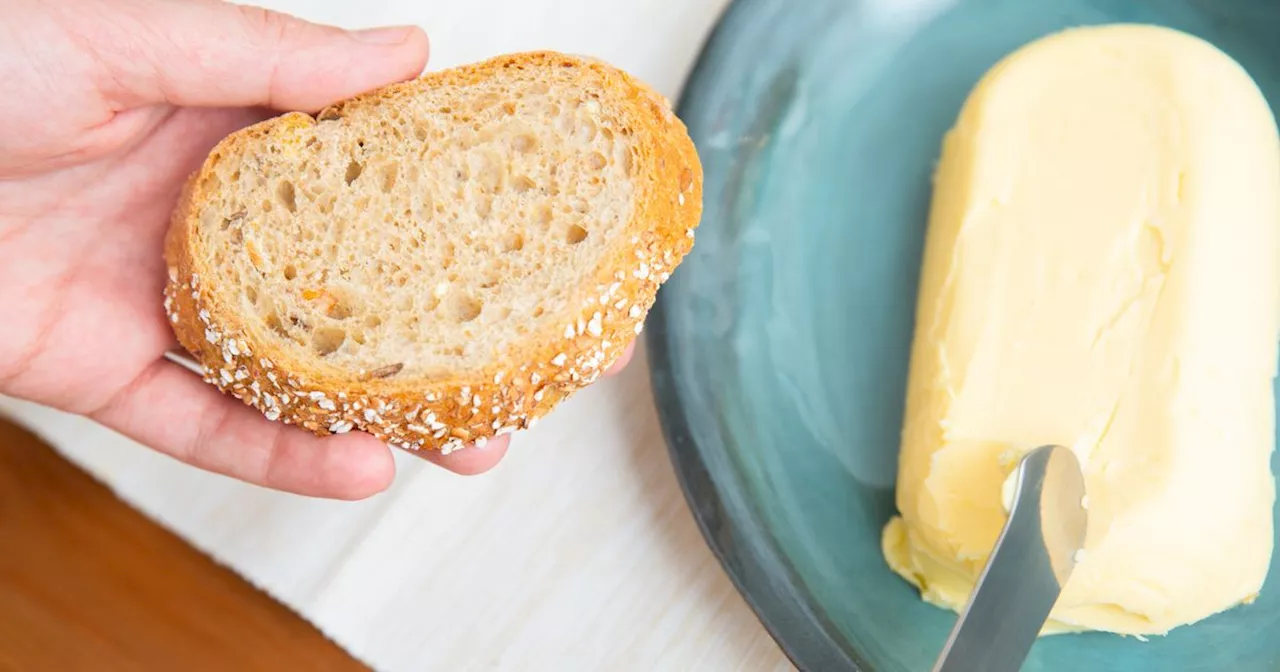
[162,51,702,454]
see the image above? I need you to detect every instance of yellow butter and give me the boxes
[882,24,1280,636]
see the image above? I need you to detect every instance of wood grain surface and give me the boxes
[0,418,364,672]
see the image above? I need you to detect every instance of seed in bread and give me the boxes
[162,51,702,453]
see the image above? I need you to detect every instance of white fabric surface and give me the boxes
[0,0,794,669]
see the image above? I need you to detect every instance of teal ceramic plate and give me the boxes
[645,1,1280,670]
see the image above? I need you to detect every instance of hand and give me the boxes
[0,0,635,500]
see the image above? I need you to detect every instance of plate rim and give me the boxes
[645,2,870,663]
[646,296,865,672]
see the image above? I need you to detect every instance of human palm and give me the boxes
[0,0,632,498]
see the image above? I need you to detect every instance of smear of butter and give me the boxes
[881,24,1280,637]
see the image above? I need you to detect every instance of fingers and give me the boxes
[606,340,637,376]
[85,0,429,111]
[90,358,395,500]
[414,434,511,476]
[110,337,641,490]
[401,338,641,473]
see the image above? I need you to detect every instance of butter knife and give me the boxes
[932,444,1088,672]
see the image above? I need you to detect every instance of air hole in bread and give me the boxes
[500,232,524,252]
[277,181,297,213]
[556,114,574,136]
[565,224,588,244]
[446,293,482,322]
[245,285,258,305]
[476,160,503,193]
[326,294,352,320]
[379,164,398,193]
[283,264,297,280]
[512,134,537,153]
[264,310,288,338]
[587,152,607,171]
[345,160,363,185]
[313,327,346,356]
[513,175,536,193]
[219,212,241,231]
[259,199,273,213]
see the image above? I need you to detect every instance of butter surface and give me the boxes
[883,24,1280,636]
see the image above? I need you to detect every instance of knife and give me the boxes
[932,444,1088,672]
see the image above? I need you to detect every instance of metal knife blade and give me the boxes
[932,444,1088,672]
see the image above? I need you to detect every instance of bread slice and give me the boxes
[162,51,702,454]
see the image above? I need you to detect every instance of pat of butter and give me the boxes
[881,24,1280,637]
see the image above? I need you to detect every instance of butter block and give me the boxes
[882,24,1280,636]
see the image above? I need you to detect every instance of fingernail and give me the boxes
[351,26,417,45]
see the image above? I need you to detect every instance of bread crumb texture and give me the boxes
[162,51,702,452]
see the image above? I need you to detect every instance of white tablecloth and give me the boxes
[0,0,794,669]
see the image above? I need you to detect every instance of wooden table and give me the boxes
[0,418,365,672]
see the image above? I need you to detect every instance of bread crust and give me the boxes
[162,51,702,453]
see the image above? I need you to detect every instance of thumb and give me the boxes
[88,0,430,111]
